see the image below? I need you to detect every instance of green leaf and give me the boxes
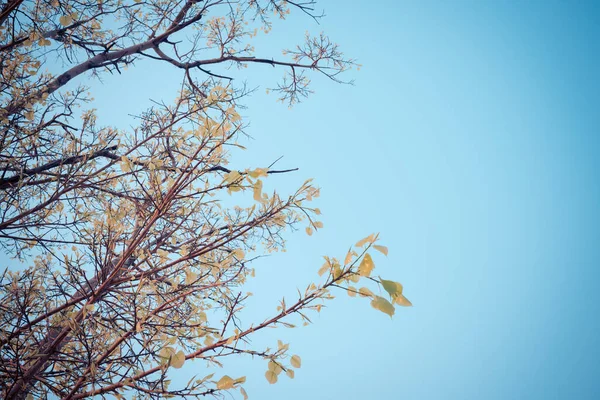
[265,370,278,384]
[171,350,186,369]
[158,347,176,363]
[358,253,375,277]
[370,296,395,317]
[290,355,301,368]
[380,278,403,299]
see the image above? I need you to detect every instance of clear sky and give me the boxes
[11,0,600,399]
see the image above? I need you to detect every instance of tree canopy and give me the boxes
[0,1,411,398]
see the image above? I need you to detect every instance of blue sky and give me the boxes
[10,0,600,398]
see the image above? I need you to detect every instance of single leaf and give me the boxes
[358,287,374,298]
[59,15,72,26]
[373,245,389,256]
[371,296,395,317]
[290,355,301,368]
[171,350,185,369]
[347,286,357,297]
[265,370,278,384]
[253,179,266,203]
[394,293,413,307]
[286,369,295,379]
[217,375,235,390]
[317,261,329,276]
[305,226,313,236]
[120,156,131,173]
[355,233,376,248]
[344,250,353,265]
[358,253,375,277]
[240,387,248,400]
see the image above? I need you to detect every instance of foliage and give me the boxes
[0,0,410,398]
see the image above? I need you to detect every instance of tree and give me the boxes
[0,0,411,398]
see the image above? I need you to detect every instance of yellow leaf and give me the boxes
[265,370,278,384]
[286,369,295,379]
[358,253,375,277]
[344,250,353,265]
[355,233,376,248]
[232,248,244,260]
[120,156,131,173]
[380,278,403,299]
[290,355,301,368]
[373,245,388,256]
[171,350,186,369]
[158,347,176,364]
[217,375,235,390]
[223,170,241,185]
[185,270,197,284]
[347,286,357,297]
[313,221,323,229]
[59,15,72,26]
[305,226,313,236]
[253,179,266,203]
[394,294,413,307]
[249,168,268,178]
[358,287,374,298]
[371,296,395,317]
[317,261,329,276]
[268,360,283,375]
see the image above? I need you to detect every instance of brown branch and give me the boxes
[0,146,119,190]
[0,0,24,25]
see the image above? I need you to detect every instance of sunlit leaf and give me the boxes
[355,233,376,248]
[380,278,403,299]
[358,253,375,277]
[373,245,388,256]
[394,294,413,307]
[217,375,235,390]
[317,261,329,276]
[268,360,282,375]
[290,355,301,368]
[265,370,278,384]
[286,369,295,379]
[344,249,353,265]
[171,350,186,369]
[371,296,395,317]
[347,286,357,297]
